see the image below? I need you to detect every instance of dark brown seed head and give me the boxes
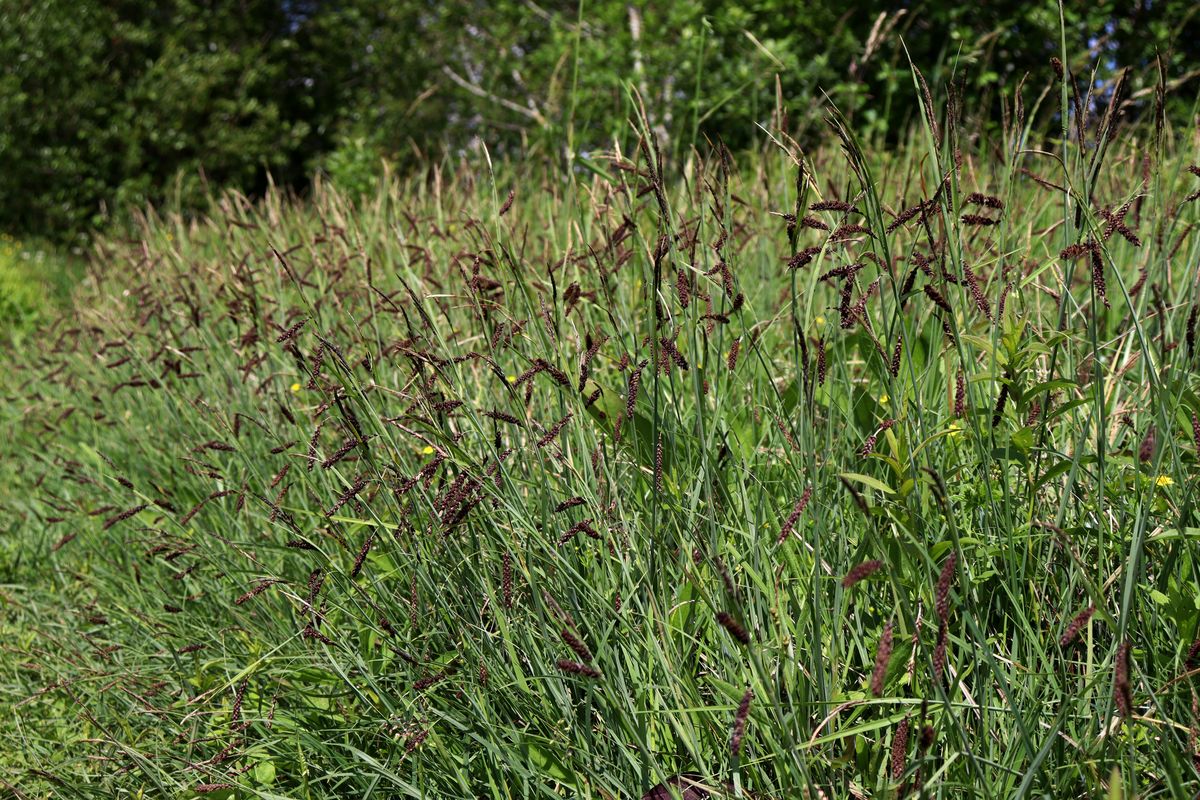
[501,552,513,609]
[933,621,948,685]
[776,486,813,545]
[842,559,883,588]
[787,246,823,271]
[654,434,664,492]
[1059,605,1096,647]
[935,552,957,624]
[1139,427,1156,463]
[560,627,593,664]
[954,370,966,417]
[537,412,573,449]
[1089,247,1109,308]
[556,659,601,678]
[891,716,910,780]
[816,337,827,385]
[923,285,953,316]
[276,318,307,343]
[716,611,751,645]
[1114,640,1133,718]
[964,192,1004,210]
[960,214,999,226]
[992,385,1009,427]
[811,199,858,213]
[103,504,148,530]
[730,688,753,756]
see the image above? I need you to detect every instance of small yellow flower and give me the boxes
[879,393,889,405]
[947,420,963,437]
[506,375,516,384]
[290,382,301,393]
[1155,475,1174,487]
[815,315,826,326]
[421,445,435,455]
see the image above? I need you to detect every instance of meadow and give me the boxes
[3,62,1200,798]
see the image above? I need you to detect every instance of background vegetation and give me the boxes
[4,2,1200,798]
[3,1,1200,241]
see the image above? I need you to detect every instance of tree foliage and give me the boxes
[2,0,1197,238]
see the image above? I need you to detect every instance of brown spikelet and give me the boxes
[954,370,966,417]
[676,269,691,309]
[816,337,827,385]
[501,551,513,609]
[842,560,883,588]
[350,532,375,579]
[1059,242,1093,261]
[729,688,753,756]
[1089,247,1109,308]
[654,433,664,492]
[326,474,367,517]
[482,409,523,425]
[992,385,1008,427]
[1184,638,1200,669]
[556,659,601,678]
[964,192,1004,210]
[891,716,910,781]
[103,504,148,530]
[871,621,894,696]
[787,246,823,270]
[890,335,903,377]
[716,611,751,645]
[811,199,858,213]
[776,486,813,544]
[935,551,957,624]
[321,437,361,469]
[1050,57,1064,79]
[886,202,924,233]
[1059,605,1096,647]
[923,285,953,316]
[195,784,236,794]
[1139,426,1156,463]
[498,188,515,217]
[276,318,307,343]
[727,337,741,371]
[963,264,992,320]
[1114,640,1133,718]
[1186,305,1197,360]
[626,360,646,418]
[554,497,585,513]
[1192,412,1200,453]
[234,579,280,606]
[960,214,999,226]
[933,622,948,684]
[306,421,323,471]
[560,628,593,663]
[537,413,573,449]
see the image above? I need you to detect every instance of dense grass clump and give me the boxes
[3,69,1200,798]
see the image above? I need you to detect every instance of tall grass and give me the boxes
[2,59,1200,799]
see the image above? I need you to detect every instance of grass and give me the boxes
[2,63,1200,799]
